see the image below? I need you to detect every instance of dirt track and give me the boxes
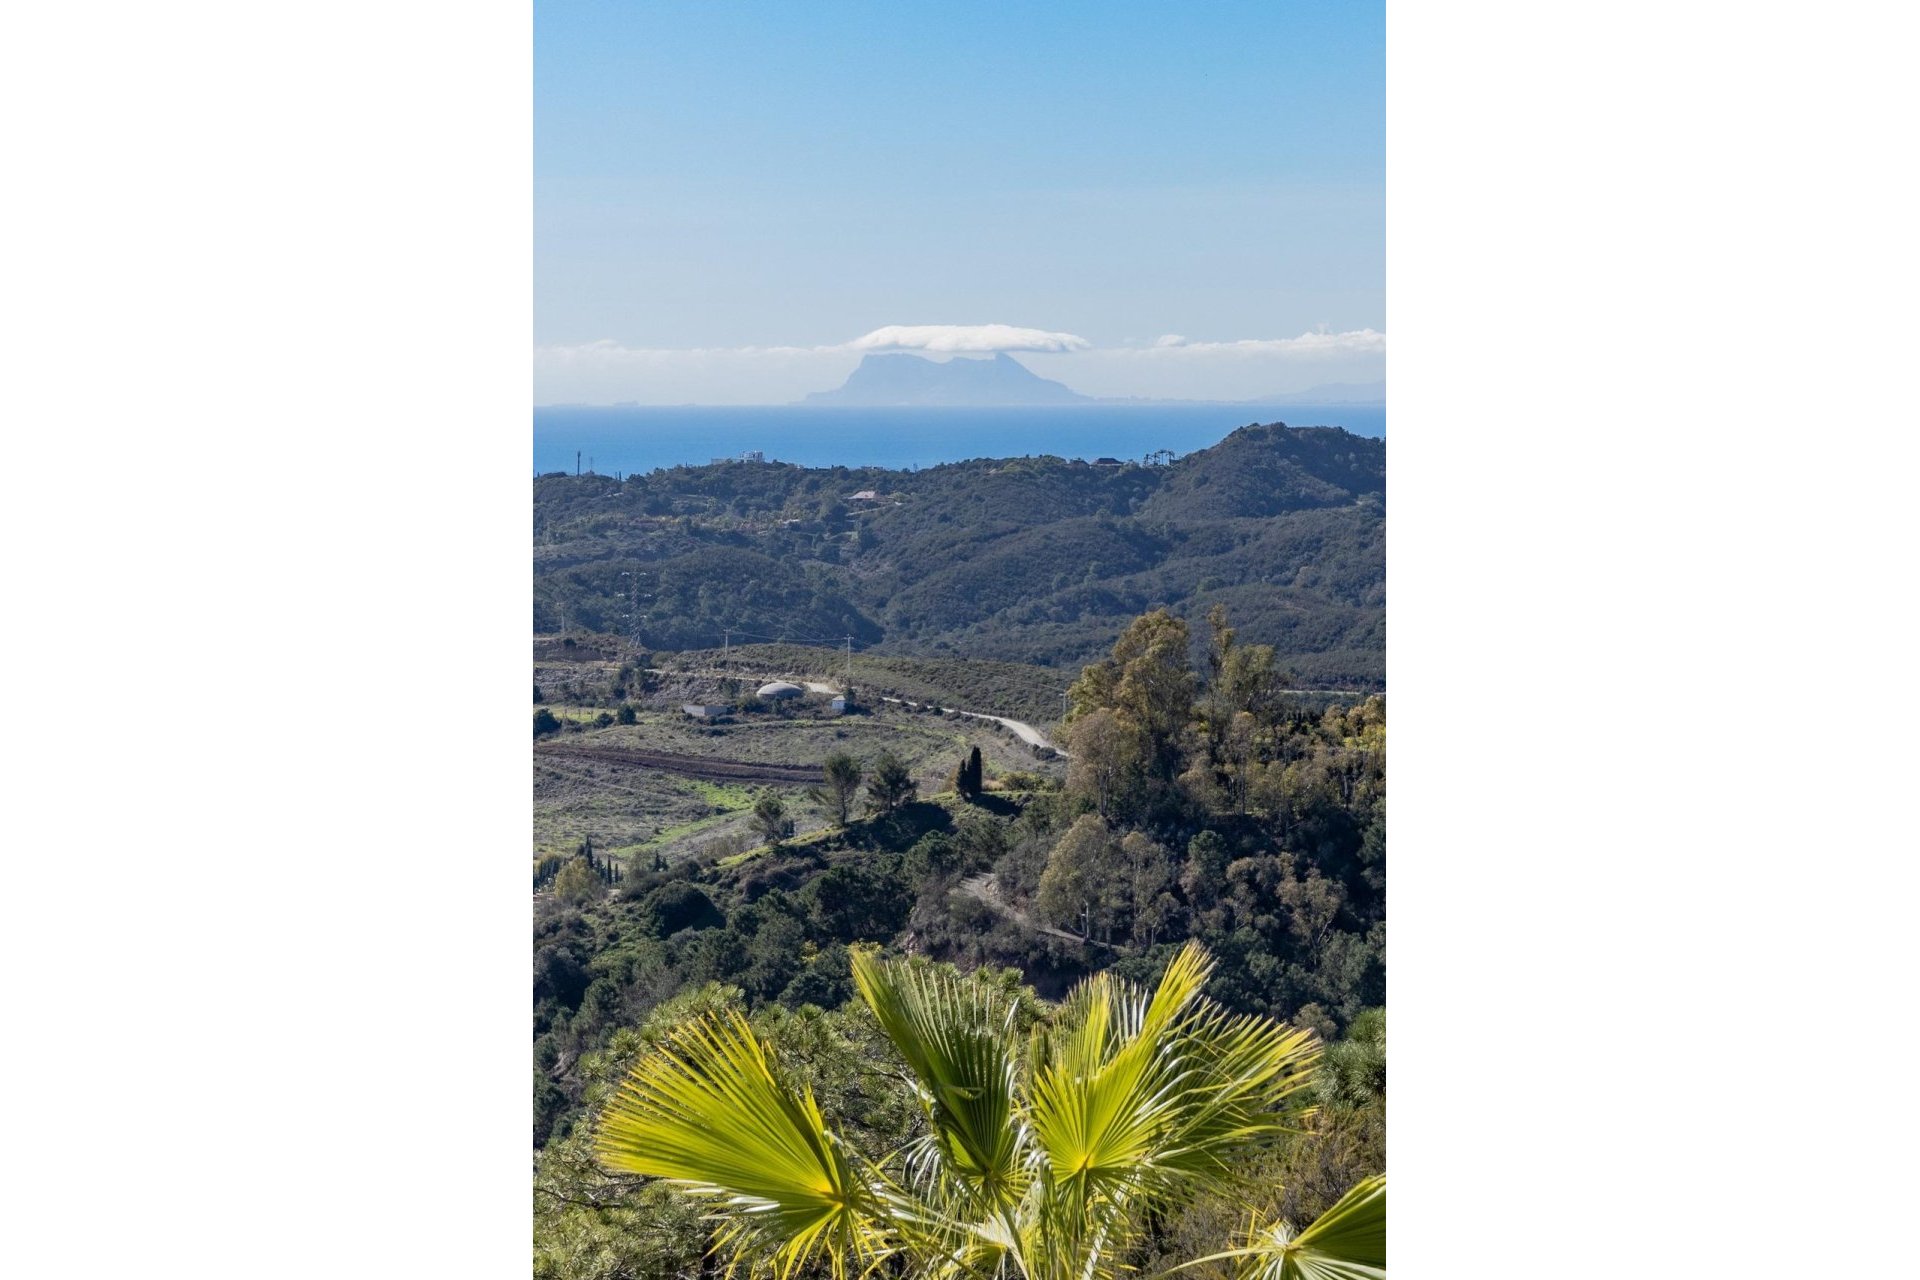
[534,742,822,786]
[957,873,1098,946]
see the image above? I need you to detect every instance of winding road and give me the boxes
[651,668,1068,755]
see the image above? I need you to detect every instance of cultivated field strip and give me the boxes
[534,742,823,786]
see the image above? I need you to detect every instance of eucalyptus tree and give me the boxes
[595,942,1385,1278]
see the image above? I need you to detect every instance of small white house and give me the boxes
[682,703,731,720]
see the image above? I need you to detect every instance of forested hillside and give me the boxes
[534,606,1386,1278]
[534,423,1385,688]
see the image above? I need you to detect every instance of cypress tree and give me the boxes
[954,745,984,799]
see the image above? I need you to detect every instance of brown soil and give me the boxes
[534,742,822,786]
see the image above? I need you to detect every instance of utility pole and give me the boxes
[618,571,645,658]
[576,450,581,476]
[844,635,852,689]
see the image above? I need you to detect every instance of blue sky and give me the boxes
[535,1,1383,402]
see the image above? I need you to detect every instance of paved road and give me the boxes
[879,698,1063,754]
[652,663,1376,756]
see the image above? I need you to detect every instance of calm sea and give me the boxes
[533,404,1385,477]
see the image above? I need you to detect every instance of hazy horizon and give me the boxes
[534,350,1385,409]
[535,2,1384,404]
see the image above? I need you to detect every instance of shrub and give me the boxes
[533,708,562,738]
[752,793,791,846]
[550,857,602,905]
[640,882,723,937]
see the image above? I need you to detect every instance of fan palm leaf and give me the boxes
[593,944,1384,1280]
[1179,1176,1386,1280]
[850,948,1028,1207]
[594,1009,887,1278]
[1021,942,1325,1276]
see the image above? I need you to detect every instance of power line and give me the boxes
[722,626,875,651]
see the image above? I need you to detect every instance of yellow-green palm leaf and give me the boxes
[1184,1176,1386,1280]
[592,946,1384,1280]
[1029,942,1321,1201]
[593,1010,883,1277]
[850,948,1027,1204]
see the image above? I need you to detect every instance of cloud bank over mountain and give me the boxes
[533,325,1385,405]
[848,324,1091,354]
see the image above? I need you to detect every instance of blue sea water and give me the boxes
[532,404,1385,477]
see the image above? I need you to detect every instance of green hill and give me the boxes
[533,423,1385,687]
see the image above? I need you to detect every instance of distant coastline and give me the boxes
[532,403,1386,477]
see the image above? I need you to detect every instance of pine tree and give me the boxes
[866,753,917,816]
[816,753,864,826]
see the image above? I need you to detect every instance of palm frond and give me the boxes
[594,1010,887,1277]
[1025,944,1220,1269]
[1179,1176,1386,1280]
[1026,942,1330,1276]
[592,945,1384,1280]
[1148,1001,1322,1179]
[850,948,1029,1207]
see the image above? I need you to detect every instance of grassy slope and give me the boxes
[533,703,1062,866]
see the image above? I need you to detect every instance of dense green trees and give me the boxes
[804,863,911,944]
[1062,609,1198,818]
[1033,816,1182,948]
[532,425,1385,682]
[595,943,1385,1279]
[533,602,1388,1277]
[1035,813,1124,941]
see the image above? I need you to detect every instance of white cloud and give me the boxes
[847,324,1091,354]
[1023,329,1386,400]
[1141,328,1386,358]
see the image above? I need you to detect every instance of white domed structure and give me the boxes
[757,681,804,700]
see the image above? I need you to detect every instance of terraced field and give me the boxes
[532,702,1063,868]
